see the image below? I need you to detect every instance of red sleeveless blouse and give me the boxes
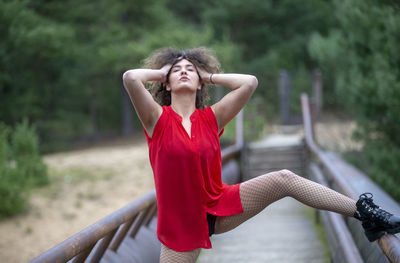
[143,106,243,251]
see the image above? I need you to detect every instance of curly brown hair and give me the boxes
[143,47,221,109]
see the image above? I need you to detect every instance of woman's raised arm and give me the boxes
[203,73,258,133]
[122,64,171,137]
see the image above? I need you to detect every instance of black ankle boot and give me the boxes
[354,193,400,242]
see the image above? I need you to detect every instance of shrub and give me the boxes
[0,166,27,219]
[364,142,400,201]
[0,123,10,162]
[11,119,49,187]
[0,120,48,219]
[0,124,26,218]
[11,119,40,157]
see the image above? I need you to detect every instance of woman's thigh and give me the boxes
[214,171,288,234]
[160,244,201,263]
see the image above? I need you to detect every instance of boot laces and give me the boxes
[360,193,393,222]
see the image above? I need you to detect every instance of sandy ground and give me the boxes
[314,116,362,153]
[0,135,155,263]
[269,114,362,153]
[0,116,361,263]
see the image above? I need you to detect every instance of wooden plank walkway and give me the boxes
[244,134,307,181]
[199,133,326,262]
[198,197,327,263]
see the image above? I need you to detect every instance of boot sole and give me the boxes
[365,226,400,242]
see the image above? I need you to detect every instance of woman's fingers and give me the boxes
[160,64,172,83]
[197,68,211,84]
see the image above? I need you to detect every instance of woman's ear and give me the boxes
[166,84,171,91]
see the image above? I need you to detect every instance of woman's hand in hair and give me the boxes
[197,68,212,84]
[159,64,172,84]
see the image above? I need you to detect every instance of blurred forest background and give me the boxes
[1,0,400,218]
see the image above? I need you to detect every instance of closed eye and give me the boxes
[186,65,195,71]
[172,63,195,72]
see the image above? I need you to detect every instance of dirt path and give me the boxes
[0,135,155,263]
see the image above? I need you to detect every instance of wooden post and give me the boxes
[279,70,291,125]
[312,69,322,120]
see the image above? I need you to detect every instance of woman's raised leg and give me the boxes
[214,169,356,234]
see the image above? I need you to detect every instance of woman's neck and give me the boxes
[170,92,196,119]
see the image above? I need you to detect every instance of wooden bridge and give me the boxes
[30,94,400,263]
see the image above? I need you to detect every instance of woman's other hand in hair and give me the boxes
[197,68,212,84]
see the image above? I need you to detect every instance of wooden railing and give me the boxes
[30,110,244,263]
[29,190,157,263]
[301,93,400,263]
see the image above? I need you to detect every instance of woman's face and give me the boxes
[167,59,201,92]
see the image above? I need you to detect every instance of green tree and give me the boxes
[1,0,242,151]
[308,0,400,200]
[1,0,345,150]
[204,0,335,113]
[0,0,78,151]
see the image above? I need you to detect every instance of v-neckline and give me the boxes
[181,118,192,138]
[169,106,197,140]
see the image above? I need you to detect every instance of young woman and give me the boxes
[122,47,400,263]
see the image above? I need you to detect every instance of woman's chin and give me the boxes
[173,85,198,93]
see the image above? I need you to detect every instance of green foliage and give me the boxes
[290,68,312,115]
[0,166,27,219]
[1,0,341,150]
[11,119,39,157]
[1,0,245,151]
[204,0,336,113]
[11,120,49,186]
[0,123,26,218]
[221,97,268,144]
[364,142,400,201]
[0,123,10,162]
[243,98,268,141]
[0,121,48,219]
[308,1,400,200]
[345,145,400,202]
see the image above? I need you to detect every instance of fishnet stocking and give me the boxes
[160,244,201,263]
[215,169,357,234]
